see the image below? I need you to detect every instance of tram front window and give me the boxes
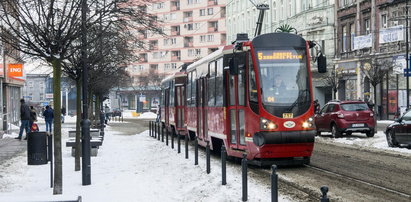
[257,49,311,118]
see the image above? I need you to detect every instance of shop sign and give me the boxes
[8,64,23,77]
[45,93,53,99]
[379,25,404,44]
[353,34,372,50]
[393,55,406,74]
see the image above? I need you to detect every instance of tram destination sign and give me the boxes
[257,51,303,61]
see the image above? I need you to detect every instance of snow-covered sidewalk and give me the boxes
[0,124,291,202]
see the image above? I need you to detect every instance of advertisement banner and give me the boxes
[393,55,406,74]
[8,64,23,77]
[379,25,404,44]
[353,34,372,50]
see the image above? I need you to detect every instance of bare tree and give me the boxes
[322,68,342,99]
[0,0,160,194]
[360,59,393,106]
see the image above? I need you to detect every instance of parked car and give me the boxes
[314,100,376,138]
[385,110,411,147]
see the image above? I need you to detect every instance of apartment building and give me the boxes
[335,0,409,119]
[130,0,227,84]
[226,0,336,106]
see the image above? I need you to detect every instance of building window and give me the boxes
[150,64,158,70]
[171,13,176,20]
[164,64,170,69]
[187,0,194,5]
[200,35,206,42]
[139,65,144,70]
[156,2,164,9]
[208,8,213,15]
[207,34,214,42]
[196,49,201,55]
[200,9,206,16]
[381,14,387,28]
[342,25,347,52]
[171,63,177,69]
[350,23,355,51]
[186,23,193,30]
[28,82,33,87]
[364,19,370,34]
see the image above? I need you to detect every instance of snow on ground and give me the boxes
[316,131,411,155]
[0,124,291,202]
[137,112,157,119]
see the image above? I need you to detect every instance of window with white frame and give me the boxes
[200,9,206,16]
[194,23,201,30]
[364,19,370,34]
[195,49,201,55]
[207,35,214,42]
[187,0,194,5]
[164,39,169,46]
[138,65,144,70]
[342,25,347,52]
[171,38,177,44]
[156,2,164,9]
[171,63,177,69]
[381,14,387,28]
[164,63,170,69]
[208,8,213,15]
[200,35,206,42]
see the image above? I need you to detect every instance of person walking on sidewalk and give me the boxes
[15,99,30,140]
[61,106,66,123]
[43,105,54,133]
[29,106,37,130]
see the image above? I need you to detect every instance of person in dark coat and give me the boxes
[43,105,54,133]
[29,106,37,130]
[16,99,30,140]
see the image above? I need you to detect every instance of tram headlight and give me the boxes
[260,118,277,130]
[302,117,314,129]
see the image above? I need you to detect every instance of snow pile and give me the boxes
[137,112,157,119]
[0,127,291,202]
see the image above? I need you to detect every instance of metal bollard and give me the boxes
[161,124,164,142]
[157,122,160,141]
[221,145,227,185]
[320,186,330,202]
[171,129,174,149]
[154,122,157,139]
[206,140,210,174]
[185,134,188,159]
[149,121,152,137]
[194,137,198,165]
[166,128,169,146]
[271,165,278,202]
[242,153,248,202]
[177,133,181,153]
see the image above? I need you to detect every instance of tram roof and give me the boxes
[186,46,225,72]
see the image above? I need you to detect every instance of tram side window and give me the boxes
[187,71,192,105]
[170,81,175,106]
[191,70,197,106]
[161,89,165,107]
[208,61,216,106]
[249,53,258,102]
[215,58,224,106]
[238,66,246,106]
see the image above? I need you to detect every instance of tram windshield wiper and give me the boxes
[286,90,309,112]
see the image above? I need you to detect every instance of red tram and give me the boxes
[161,32,326,165]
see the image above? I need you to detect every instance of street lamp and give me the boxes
[81,0,91,186]
[406,0,410,109]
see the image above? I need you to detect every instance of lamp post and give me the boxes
[81,0,91,185]
[406,0,410,109]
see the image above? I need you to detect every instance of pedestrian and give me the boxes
[156,104,161,122]
[43,105,54,133]
[15,99,31,140]
[104,104,110,123]
[61,106,66,123]
[29,106,37,130]
[314,99,320,114]
[41,107,45,117]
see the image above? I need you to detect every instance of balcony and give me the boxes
[171,5,180,11]
[208,27,218,32]
[208,0,217,6]
[183,17,193,22]
[184,42,194,47]
[171,30,180,36]
[171,55,181,61]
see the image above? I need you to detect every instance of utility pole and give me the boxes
[81,0,91,186]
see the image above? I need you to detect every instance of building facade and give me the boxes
[226,0,336,106]
[335,0,409,119]
[129,0,227,82]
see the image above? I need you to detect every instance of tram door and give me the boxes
[175,85,185,129]
[227,61,247,150]
[164,88,170,126]
[196,78,208,141]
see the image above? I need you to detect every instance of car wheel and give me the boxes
[346,131,352,136]
[386,130,399,147]
[366,129,375,137]
[331,124,341,138]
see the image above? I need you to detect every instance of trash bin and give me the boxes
[27,131,48,165]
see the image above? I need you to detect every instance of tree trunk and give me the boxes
[373,84,378,119]
[52,59,63,195]
[88,90,93,120]
[95,95,100,123]
[75,78,81,171]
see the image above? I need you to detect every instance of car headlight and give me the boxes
[260,118,277,130]
[302,117,314,129]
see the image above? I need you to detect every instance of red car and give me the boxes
[315,100,376,138]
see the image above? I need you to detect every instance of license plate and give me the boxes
[352,123,364,127]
